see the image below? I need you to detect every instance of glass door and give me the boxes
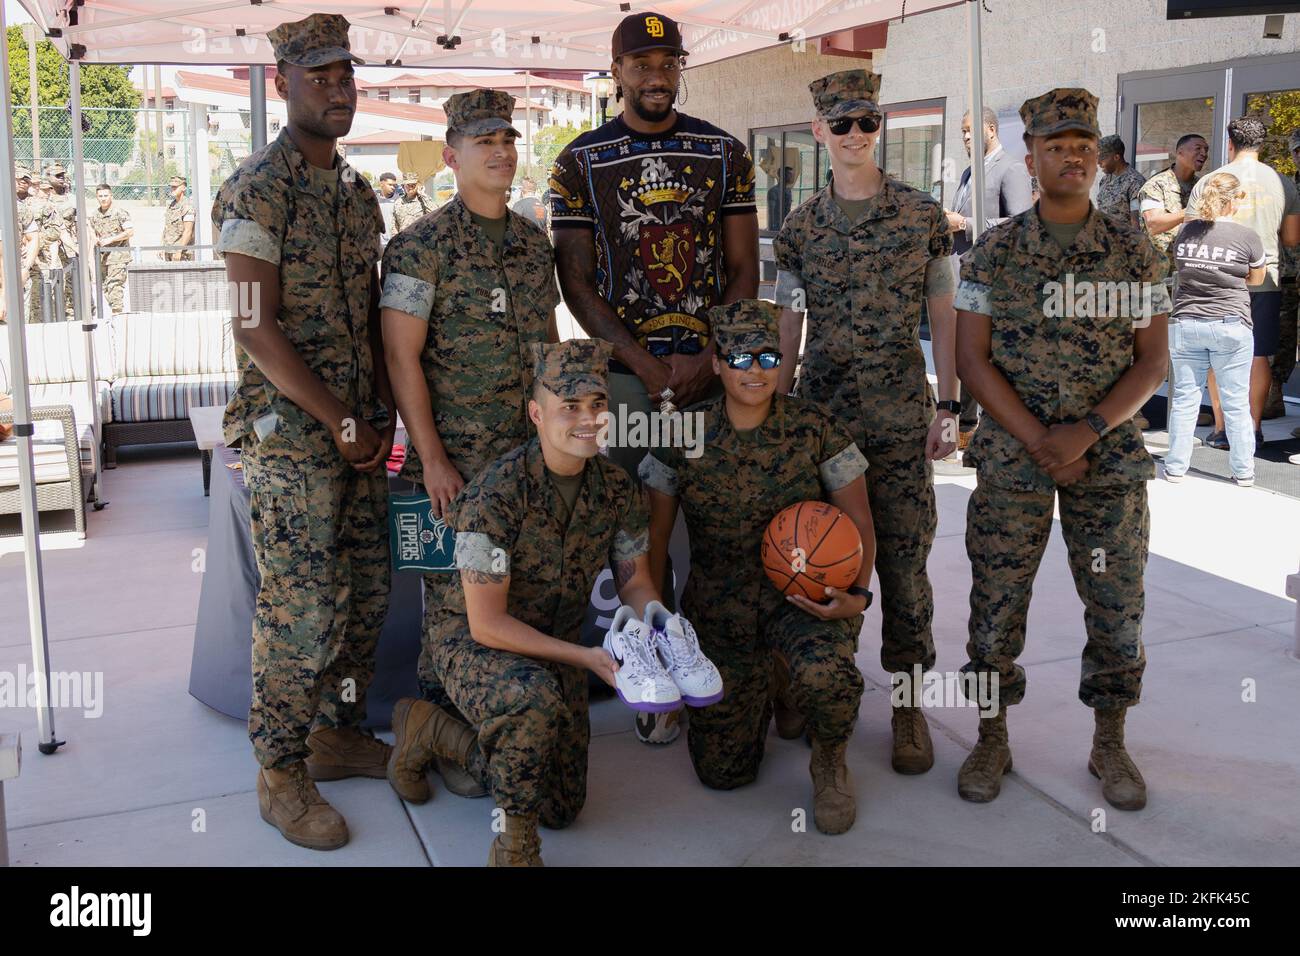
[1119,68,1223,176]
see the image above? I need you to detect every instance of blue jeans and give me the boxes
[1165,317,1255,480]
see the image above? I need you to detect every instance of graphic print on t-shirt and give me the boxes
[550,115,756,358]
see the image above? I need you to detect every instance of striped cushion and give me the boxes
[28,382,113,426]
[0,417,92,487]
[111,312,235,378]
[0,321,114,389]
[110,374,237,423]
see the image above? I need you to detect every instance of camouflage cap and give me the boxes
[710,299,781,355]
[1019,88,1100,138]
[446,89,521,138]
[401,170,420,183]
[47,163,67,176]
[13,163,30,180]
[1097,134,1124,157]
[809,70,882,120]
[268,13,363,68]
[530,339,612,400]
[168,175,186,185]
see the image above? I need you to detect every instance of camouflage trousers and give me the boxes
[1271,280,1298,393]
[243,444,391,768]
[431,623,590,825]
[687,602,864,790]
[99,254,128,314]
[961,479,1149,711]
[417,573,456,706]
[863,440,938,674]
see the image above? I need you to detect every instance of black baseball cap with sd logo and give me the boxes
[612,12,688,58]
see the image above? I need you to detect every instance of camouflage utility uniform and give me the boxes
[392,189,438,234]
[89,204,133,314]
[1095,166,1146,224]
[773,71,953,679]
[213,127,390,768]
[955,203,1170,710]
[163,192,196,260]
[640,306,868,789]
[380,89,558,704]
[1139,165,1197,284]
[434,430,649,824]
[1272,170,1299,403]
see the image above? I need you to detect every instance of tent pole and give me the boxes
[250,66,267,152]
[0,0,62,756]
[967,0,987,247]
[70,60,105,505]
[191,103,212,259]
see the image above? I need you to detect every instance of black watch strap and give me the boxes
[936,399,962,414]
[847,585,874,608]
[1085,411,1112,437]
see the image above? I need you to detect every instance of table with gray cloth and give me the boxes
[188,443,422,727]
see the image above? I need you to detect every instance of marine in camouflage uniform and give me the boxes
[391,174,438,233]
[212,13,394,849]
[379,88,558,735]
[1095,136,1146,226]
[162,177,196,261]
[387,340,656,866]
[640,300,872,833]
[773,69,956,774]
[954,88,1170,811]
[88,190,133,315]
[47,165,79,320]
[10,166,41,324]
[1138,147,1202,285]
[1268,139,1299,418]
[25,181,61,322]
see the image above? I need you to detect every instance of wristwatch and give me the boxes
[846,585,874,608]
[1084,411,1112,438]
[936,399,962,414]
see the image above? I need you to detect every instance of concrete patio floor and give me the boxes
[1,410,1298,867]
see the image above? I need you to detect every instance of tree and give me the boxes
[1246,91,1299,177]
[8,28,140,146]
[529,121,591,179]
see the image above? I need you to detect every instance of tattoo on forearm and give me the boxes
[462,569,507,585]
[613,559,636,591]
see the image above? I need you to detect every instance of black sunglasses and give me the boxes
[827,115,881,136]
[725,350,782,371]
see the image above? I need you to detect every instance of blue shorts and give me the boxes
[1250,291,1282,357]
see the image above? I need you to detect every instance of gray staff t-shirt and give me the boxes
[1171,219,1266,324]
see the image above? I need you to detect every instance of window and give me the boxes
[410,89,421,104]
[751,98,945,234]
[566,92,573,110]
[377,89,389,102]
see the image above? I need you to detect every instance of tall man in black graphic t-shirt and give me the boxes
[551,11,759,744]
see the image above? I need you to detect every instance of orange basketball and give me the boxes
[761,501,863,601]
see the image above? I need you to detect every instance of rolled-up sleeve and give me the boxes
[218,219,281,265]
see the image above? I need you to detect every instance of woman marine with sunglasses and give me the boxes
[639,299,877,834]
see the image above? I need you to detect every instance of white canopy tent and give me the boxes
[3,0,992,754]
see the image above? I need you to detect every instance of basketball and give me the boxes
[761,501,863,601]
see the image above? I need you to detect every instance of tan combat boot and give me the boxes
[387,697,477,803]
[809,737,856,834]
[436,756,489,798]
[957,711,1012,803]
[771,652,807,740]
[1089,708,1147,811]
[488,812,544,867]
[258,762,349,850]
[891,704,935,774]
[305,725,392,781]
[1262,383,1286,420]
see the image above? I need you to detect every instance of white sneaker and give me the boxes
[1232,474,1255,487]
[644,601,724,707]
[603,606,682,713]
